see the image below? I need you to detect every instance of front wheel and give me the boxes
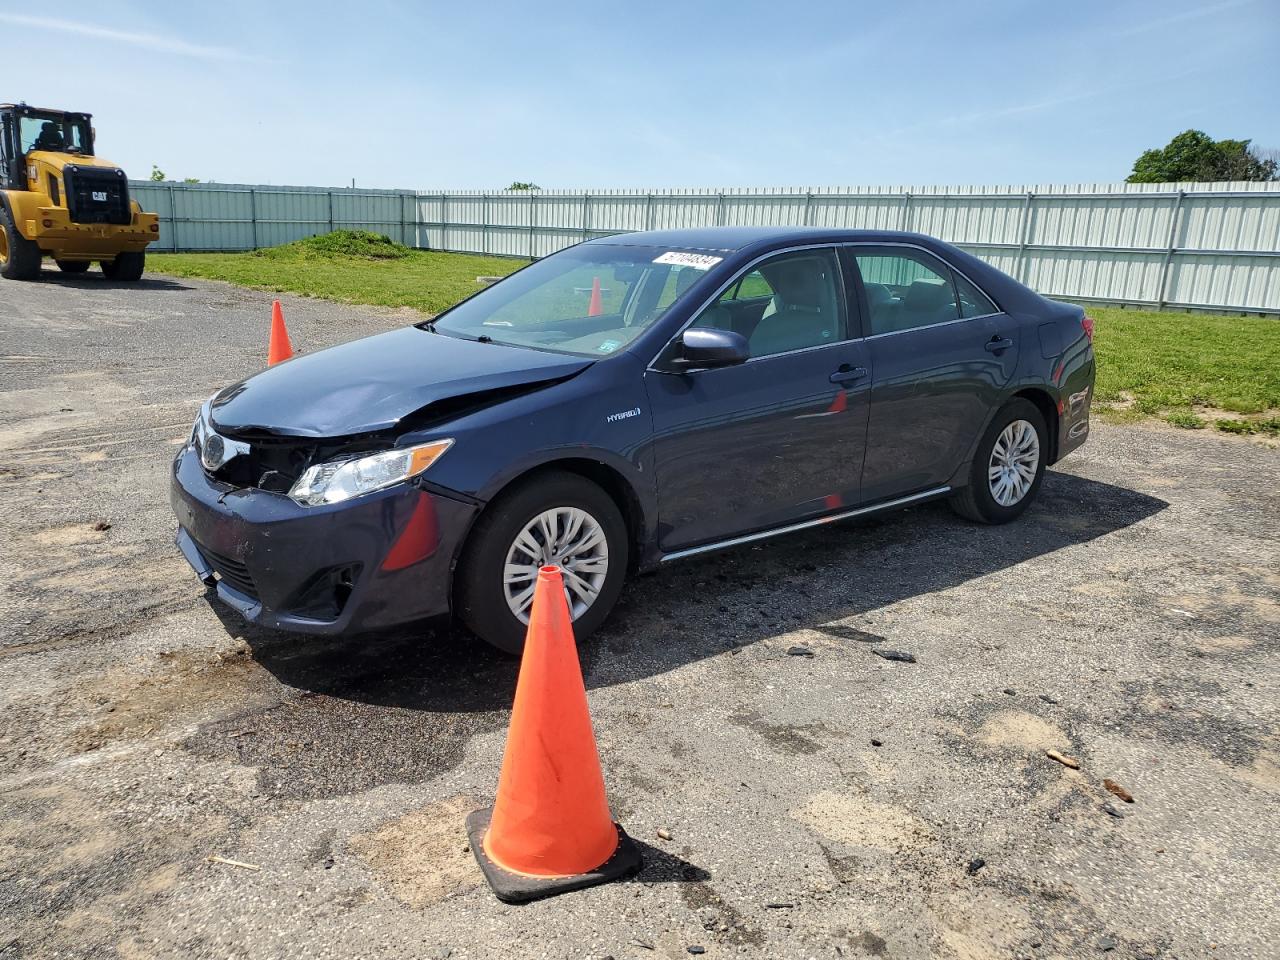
[456,471,629,655]
[101,251,145,281]
[0,204,43,281]
[950,398,1047,524]
[56,259,91,274]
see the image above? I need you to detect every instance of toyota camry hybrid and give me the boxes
[171,227,1095,653]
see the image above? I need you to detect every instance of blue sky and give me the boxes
[2,0,1276,189]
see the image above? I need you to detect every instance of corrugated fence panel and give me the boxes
[1167,255,1280,311]
[132,180,1280,313]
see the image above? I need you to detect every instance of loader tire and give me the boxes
[56,259,91,274]
[0,204,43,281]
[101,251,145,282]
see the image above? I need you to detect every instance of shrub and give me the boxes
[258,230,412,260]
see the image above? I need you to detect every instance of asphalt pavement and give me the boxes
[1,268,1277,959]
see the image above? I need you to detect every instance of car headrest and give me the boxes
[904,277,953,312]
[674,268,701,298]
[760,257,829,311]
[864,282,892,307]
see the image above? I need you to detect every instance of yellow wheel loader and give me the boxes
[0,103,158,281]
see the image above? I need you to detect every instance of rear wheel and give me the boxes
[0,204,43,281]
[456,471,629,655]
[55,259,91,274]
[101,251,145,281]
[950,398,1047,524]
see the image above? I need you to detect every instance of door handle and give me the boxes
[985,337,1014,353]
[829,365,868,384]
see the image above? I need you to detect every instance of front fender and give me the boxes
[3,189,45,239]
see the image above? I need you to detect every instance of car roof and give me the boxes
[586,225,944,253]
[0,104,92,118]
[587,226,1057,316]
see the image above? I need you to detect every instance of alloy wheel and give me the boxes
[503,507,609,624]
[988,419,1040,507]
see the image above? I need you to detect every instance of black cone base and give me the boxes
[466,808,643,904]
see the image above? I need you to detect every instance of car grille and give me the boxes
[203,434,316,494]
[63,165,132,225]
[200,546,259,600]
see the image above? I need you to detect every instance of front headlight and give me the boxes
[288,439,454,506]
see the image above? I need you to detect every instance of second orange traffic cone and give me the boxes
[587,275,603,317]
[467,565,641,902]
[267,300,293,365]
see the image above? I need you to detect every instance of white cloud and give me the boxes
[0,13,258,62]
[1114,0,1259,39]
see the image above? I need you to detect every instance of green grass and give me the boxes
[1163,410,1206,429]
[150,231,526,315]
[1086,304,1280,432]
[1212,417,1280,436]
[146,233,1280,437]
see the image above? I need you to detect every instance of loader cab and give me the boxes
[0,104,95,189]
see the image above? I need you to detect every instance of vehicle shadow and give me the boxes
[219,469,1167,715]
[32,271,193,292]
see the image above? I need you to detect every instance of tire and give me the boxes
[101,251,145,281]
[456,471,629,655]
[949,398,1048,524]
[56,259,91,274]
[0,203,43,281]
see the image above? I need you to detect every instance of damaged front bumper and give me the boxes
[170,445,478,634]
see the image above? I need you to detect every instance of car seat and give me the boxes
[747,257,839,355]
[897,277,957,330]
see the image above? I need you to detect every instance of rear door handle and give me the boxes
[830,365,868,384]
[985,337,1014,353]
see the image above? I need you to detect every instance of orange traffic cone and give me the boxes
[587,276,603,317]
[267,300,293,366]
[467,565,641,902]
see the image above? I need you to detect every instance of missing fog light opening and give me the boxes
[289,564,363,621]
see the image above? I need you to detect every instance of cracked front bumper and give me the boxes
[169,445,478,635]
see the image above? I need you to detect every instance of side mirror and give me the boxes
[671,327,749,370]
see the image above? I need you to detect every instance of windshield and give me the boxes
[429,244,723,356]
[20,114,91,155]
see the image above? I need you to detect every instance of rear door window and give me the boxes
[853,249,961,335]
[955,272,998,318]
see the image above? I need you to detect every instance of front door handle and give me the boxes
[830,365,868,384]
[985,337,1014,353]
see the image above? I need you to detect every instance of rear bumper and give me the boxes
[169,445,478,634]
[1055,353,1095,462]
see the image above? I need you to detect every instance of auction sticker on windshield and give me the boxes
[653,251,723,270]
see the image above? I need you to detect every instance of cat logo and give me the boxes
[92,191,109,202]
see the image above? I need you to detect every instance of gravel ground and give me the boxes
[1,269,1277,960]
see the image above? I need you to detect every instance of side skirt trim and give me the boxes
[658,486,952,563]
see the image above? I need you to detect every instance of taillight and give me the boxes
[1081,315,1095,343]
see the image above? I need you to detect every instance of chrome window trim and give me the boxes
[659,486,951,562]
[862,312,1004,341]
[645,238,1006,371]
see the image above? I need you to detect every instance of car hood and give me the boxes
[210,326,593,439]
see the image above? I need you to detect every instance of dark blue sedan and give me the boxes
[171,227,1095,652]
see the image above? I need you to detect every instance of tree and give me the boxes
[150,165,166,182]
[1128,130,1278,183]
[506,181,540,191]
[183,177,200,184]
